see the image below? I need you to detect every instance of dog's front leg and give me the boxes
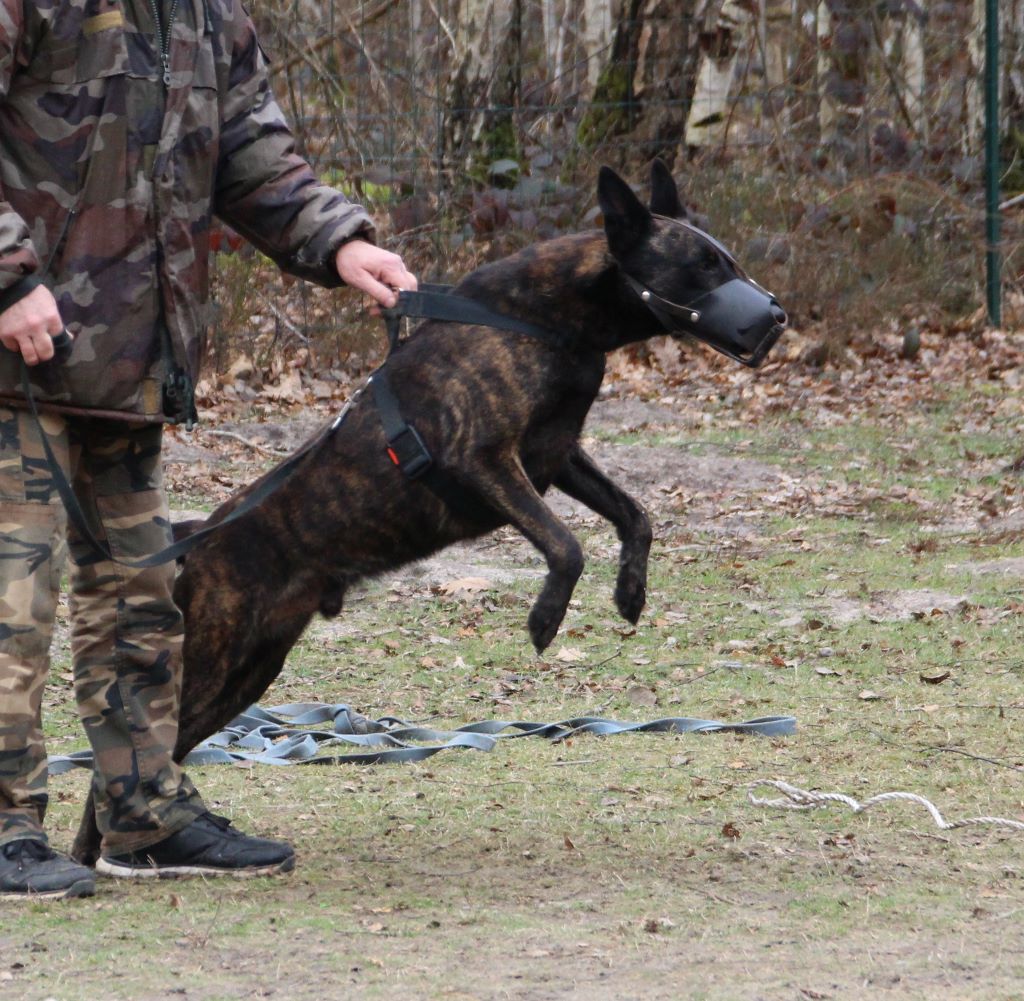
[458,457,583,652]
[554,446,651,624]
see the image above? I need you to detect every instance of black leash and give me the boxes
[17,356,327,568]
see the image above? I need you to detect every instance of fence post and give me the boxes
[985,0,1001,327]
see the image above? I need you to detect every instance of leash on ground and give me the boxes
[748,779,1024,833]
[47,702,797,772]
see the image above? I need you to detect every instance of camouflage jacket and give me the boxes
[0,0,374,420]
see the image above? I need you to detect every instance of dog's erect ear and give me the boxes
[598,166,652,259]
[649,158,687,220]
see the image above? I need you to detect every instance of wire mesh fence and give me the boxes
[210,0,1023,374]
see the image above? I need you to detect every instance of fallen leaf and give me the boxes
[721,821,742,839]
[261,370,304,402]
[438,576,493,596]
[859,690,883,701]
[920,671,951,685]
[643,917,676,933]
[554,646,585,663]
[626,685,657,707]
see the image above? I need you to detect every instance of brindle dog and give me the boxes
[72,162,784,862]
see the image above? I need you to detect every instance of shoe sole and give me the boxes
[0,877,96,901]
[95,854,295,880]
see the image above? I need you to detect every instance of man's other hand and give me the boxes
[0,285,66,366]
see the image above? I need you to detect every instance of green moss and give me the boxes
[577,60,633,149]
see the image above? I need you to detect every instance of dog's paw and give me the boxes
[528,604,563,653]
[614,574,646,624]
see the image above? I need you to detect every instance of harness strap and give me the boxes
[373,283,572,483]
[382,284,573,352]
[370,366,433,479]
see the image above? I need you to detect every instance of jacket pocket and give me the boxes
[25,22,129,84]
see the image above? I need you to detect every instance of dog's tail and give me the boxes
[172,518,207,543]
[171,517,209,567]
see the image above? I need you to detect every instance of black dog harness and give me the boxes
[371,284,572,481]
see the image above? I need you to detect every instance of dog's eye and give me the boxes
[698,249,721,272]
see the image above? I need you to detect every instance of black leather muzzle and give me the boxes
[625,272,787,368]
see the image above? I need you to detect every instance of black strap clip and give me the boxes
[370,368,433,480]
[385,423,433,480]
[381,306,403,352]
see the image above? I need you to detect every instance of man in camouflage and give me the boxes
[0,0,416,898]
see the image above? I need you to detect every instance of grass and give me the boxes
[9,352,1024,1000]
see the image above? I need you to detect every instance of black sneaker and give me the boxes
[95,812,295,879]
[0,839,96,900]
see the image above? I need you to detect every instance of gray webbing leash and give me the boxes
[47,702,796,772]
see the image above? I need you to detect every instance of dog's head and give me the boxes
[599,161,787,367]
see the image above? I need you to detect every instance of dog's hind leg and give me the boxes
[70,792,101,865]
[554,446,652,624]
[456,457,583,652]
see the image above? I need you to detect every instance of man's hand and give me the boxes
[335,239,417,309]
[0,284,65,365]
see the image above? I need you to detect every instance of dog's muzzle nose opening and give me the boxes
[688,278,787,368]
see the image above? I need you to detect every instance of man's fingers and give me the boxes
[353,272,399,308]
[14,328,52,366]
[34,327,56,363]
[381,262,418,294]
[0,285,64,365]
[335,241,419,308]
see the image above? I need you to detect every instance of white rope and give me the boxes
[748,779,1024,832]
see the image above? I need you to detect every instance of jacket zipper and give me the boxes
[43,208,78,277]
[149,0,181,86]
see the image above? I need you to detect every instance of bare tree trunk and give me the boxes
[967,0,1024,151]
[684,1,754,149]
[816,0,873,160]
[445,0,523,175]
[1009,1,1024,142]
[577,0,702,165]
[580,0,619,91]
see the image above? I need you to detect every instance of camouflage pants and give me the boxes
[0,407,205,854]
